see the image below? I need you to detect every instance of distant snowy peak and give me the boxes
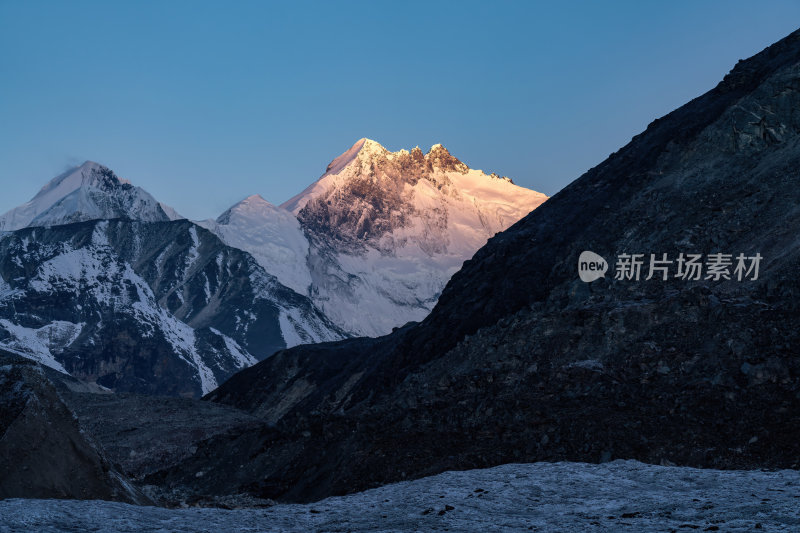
[264,138,549,337]
[216,194,281,224]
[200,194,311,295]
[281,138,473,214]
[280,138,548,253]
[323,138,382,175]
[0,161,183,231]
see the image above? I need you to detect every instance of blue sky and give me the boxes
[1,1,799,220]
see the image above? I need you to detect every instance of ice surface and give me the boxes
[1,460,798,532]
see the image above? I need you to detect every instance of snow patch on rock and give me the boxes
[0,319,82,374]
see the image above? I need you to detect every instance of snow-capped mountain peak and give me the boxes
[426,143,468,172]
[324,137,387,174]
[198,194,311,295]
[270,138,550,336]
[216,194,275,224]
[281,139,469,215]
[28,161,136,204]
[281,138,545,250]
[0,162,183,231]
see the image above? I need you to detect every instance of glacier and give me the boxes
[0,461,797,532]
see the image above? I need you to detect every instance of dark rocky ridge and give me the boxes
[0,350,146,502]
[177,28,800,502]
[1,349,278,506]
[55,383,276,507]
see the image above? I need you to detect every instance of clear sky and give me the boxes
[1,1,799,220]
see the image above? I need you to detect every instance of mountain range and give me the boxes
[205,138,547,336]
[171,28,800,501]
[0,142,546,396]
[5,28,799,511]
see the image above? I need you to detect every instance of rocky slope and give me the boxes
[210,139,548,337]
[185,29,800,501]
[0,350,146,503]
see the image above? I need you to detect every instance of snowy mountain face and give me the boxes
[211,139,548,337]
[0,161,181,231]
[197,195,312,295]
[291,139,547,336]
[0,219,343,397]
[0,163,344,396]
[0,145,543,392]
